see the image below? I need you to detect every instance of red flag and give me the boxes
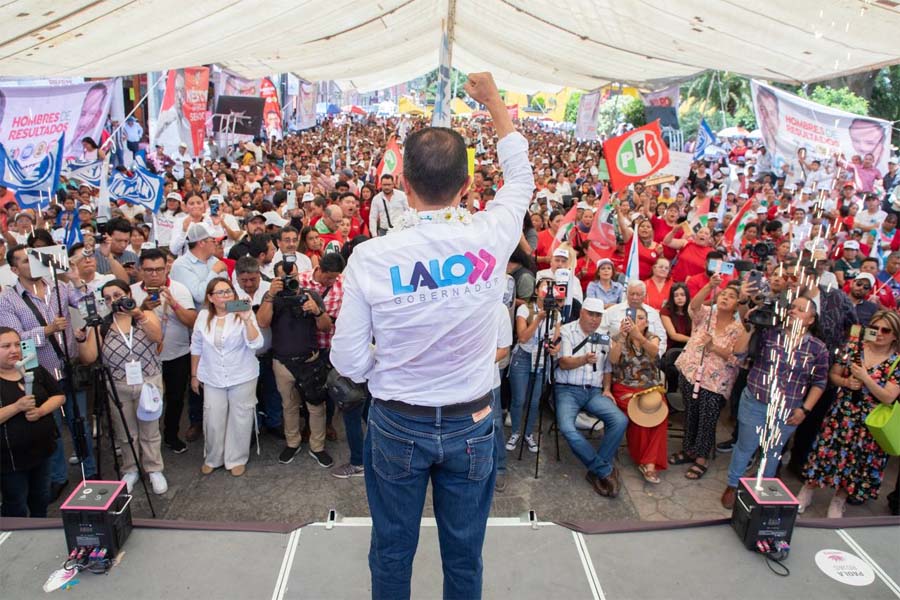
[584,194,617,264]
[602,120,670,192]
[723,199,756,250]
[376,136,403,189]
[549,205,578,254]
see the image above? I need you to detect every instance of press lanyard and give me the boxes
[113,318,135,356]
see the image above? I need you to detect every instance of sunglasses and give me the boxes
[872,326,894,335]
[853,281,872,290]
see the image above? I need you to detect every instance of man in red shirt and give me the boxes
[338,192,369,239]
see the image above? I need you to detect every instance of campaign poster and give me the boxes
[260,77,282,140]
[0,79,115,166]
[575,91,601,141]
[182,67,210,156]
[751,80,891,173]
[298,81,318,130]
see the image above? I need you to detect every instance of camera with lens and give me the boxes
[279,276,300,296]
[748,297,781,329]
[112,297,137,314]
[79,294,103,326]
[750,241,775,261]
[587,332,611,347]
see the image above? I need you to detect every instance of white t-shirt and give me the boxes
[493,302,513,389]
[131,279,195,361]
[554,320,611,388]
[855,209,887,233]
[332,132,534,406]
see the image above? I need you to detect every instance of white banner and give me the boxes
[0,79,114,167]
[751,80,891,174]
[298,82,317,130]
[575,91,601,141]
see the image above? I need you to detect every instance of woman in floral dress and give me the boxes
[797,310,900,517]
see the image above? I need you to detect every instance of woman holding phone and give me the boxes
[190,279,263,476]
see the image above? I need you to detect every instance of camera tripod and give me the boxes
[85,315,156,517]
[516,300,562,479]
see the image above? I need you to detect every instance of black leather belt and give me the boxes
[375,393,491,418]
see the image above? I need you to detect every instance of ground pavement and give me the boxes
[46,402,898,525]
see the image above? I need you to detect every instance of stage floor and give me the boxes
[1,518,897,599]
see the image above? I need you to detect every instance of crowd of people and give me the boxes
[1,96,899,524]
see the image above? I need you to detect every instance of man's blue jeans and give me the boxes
[508,349,543,438]
[727,388,798,488]
[342,397,370,467]
[491,387,506,474]
[50,384,96,483]
[364,401,496,600]
[554,384,627,479]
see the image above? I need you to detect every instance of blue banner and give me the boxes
[694,118,717,160]
[0,136,64,209]
[64,159,104,188]
[108,163,164,212]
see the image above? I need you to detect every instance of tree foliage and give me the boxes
[800,86,869,115]
[870,65,900,147]
[564,91,582,123]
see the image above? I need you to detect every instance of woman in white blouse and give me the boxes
[190,278,263,476]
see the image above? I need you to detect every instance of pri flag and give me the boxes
[549,205,579,254]
[108,162,165,212]
[694,119,717,160]
[584,194,618,265]
[602,120,670,192]
[575,91,601,141]
[0,136,64,209]
[376,136,403,188]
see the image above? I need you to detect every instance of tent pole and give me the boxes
[716,71,728,130]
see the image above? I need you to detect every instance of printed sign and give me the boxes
[602,120,670,191]
[814,549,875,587]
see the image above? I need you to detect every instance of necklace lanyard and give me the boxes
[113,318,135,356]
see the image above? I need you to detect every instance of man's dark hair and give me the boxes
[27,229,54,248]
[380,174,394,182]
[67,242,85,258]
[235,255,260,275]
[279,226,299,240]
[403,127,468,207]
[107,217,132,235]
[339,191,357,203]
[247,233,271,258]
[313,195,328,210]
[7,243,25,267]
[320,251,346,274]
[272,190,288,207]
[335,180,350,190]
[764,221,782,234]
[861,257,880,269]
[140,248,166,265]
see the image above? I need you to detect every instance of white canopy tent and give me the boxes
[0,0,898,92]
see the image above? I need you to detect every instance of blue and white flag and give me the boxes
[63,209,83,249]
[694,118,717,160]
[624,227,641,282]
[64,159,104,188]
[108,163,164,212]
[431,24,452,128]
[0,136,64,209]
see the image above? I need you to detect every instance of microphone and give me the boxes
[24,372,34,396]
[591,340,597,372]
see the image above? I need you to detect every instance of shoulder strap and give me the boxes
[20,290,65,360]
[887,354,900,379]
[382,197,393,229]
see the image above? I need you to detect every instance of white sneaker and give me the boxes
[68,453,79,465]
[149,472,168,495]
[121,471,139,493]
[525,434,539,453]
[505,433,520,451]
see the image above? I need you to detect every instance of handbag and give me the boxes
[865,355,900,456]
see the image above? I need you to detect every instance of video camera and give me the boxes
[538,268,570,312]
[750,241,775,262]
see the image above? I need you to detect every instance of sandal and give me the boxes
[685,462,708,480]
[668,452,693,465]
[638,464,661,484]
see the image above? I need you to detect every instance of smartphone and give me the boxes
[225,300,251,313]
[863,327,879,342]
[747,270,765,289]
[20,340,39,370]
[626,307,637,322]
[145,287,161,302]
[286,190,297,210]
[96,215,109,235]
[708,259,735,275]
[209,198,220,216]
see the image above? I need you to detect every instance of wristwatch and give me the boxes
[799,406,810,415]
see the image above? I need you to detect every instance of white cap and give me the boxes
[552,248,570,259]
[843,240,860,250]
[264,211,288,227]
[582,297,605,313]
[535,269,554,282]
[596,258,614,268]
[166,192,182,202]
[302,192,315,203]
[186,223,214,243]
[854,272,876,286]
[137,383,163,421]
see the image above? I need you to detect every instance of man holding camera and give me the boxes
[131,249,198,453]
[332,72,533,600]
[555,297,628,498]
[256,259,333,468]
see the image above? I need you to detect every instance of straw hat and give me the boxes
[627,386,668,428]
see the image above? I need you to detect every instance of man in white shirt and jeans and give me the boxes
[368,174,409,236]
[332,73,533,600]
